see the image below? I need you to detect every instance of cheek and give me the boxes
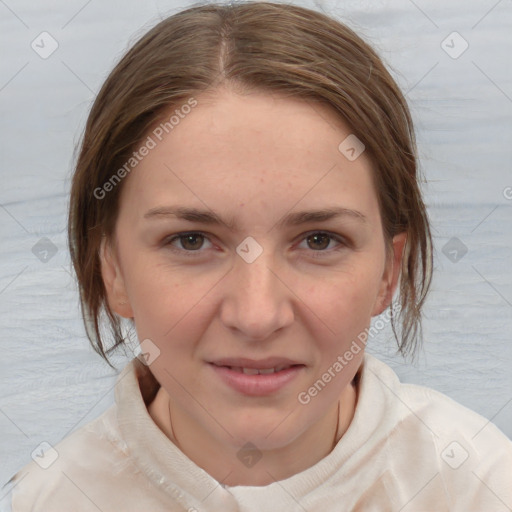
[302,264,383,383]
[122,250,197,315]
[305,264,382,332]
[300,274,377,398]
[125,261,218,355]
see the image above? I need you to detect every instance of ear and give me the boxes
[99,237,134,318]
[372,232,407,316]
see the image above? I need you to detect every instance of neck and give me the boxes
[148,380,358,487]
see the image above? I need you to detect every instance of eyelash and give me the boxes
[162,231,348,259]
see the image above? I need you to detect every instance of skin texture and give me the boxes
[100,87,407,486]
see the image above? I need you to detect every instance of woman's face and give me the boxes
[101,87,405,450]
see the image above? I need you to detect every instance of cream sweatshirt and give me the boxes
[4,353,512,511]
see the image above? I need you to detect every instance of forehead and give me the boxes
[119,88,380,227]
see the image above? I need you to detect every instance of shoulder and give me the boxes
[378,354,511,449]
[361,353,512,510]
[363,352,510,441]
[6,359,168,512]
[8,405,135,512]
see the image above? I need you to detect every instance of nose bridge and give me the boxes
[236,246,280,305]
[234,234,277,290]
[220,240,293,338]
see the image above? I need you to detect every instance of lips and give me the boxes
[209,357,302,370]
[208,358,306,396]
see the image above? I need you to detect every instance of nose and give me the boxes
[219,249,295,341]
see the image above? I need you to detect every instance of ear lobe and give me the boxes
[99,237,133,318]
[372,232,407,316]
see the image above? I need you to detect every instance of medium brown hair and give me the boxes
[68,1,433,366]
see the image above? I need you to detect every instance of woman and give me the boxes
[5,2,511,510]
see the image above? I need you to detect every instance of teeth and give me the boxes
[215,363,297,374]
[226,366,292,374]
[257,368,276,375]
[242,367,261,375]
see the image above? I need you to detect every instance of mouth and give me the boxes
[207,359,306,396]
[210,363,301,375]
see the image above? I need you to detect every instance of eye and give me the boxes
[162,230,348,258]
[297,231,347,257]
[163,232,213,256]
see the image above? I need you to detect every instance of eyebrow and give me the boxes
[144,206,368,230]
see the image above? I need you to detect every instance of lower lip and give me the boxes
[208,363,305,396]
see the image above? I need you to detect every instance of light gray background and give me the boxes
[1,0,511,491]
